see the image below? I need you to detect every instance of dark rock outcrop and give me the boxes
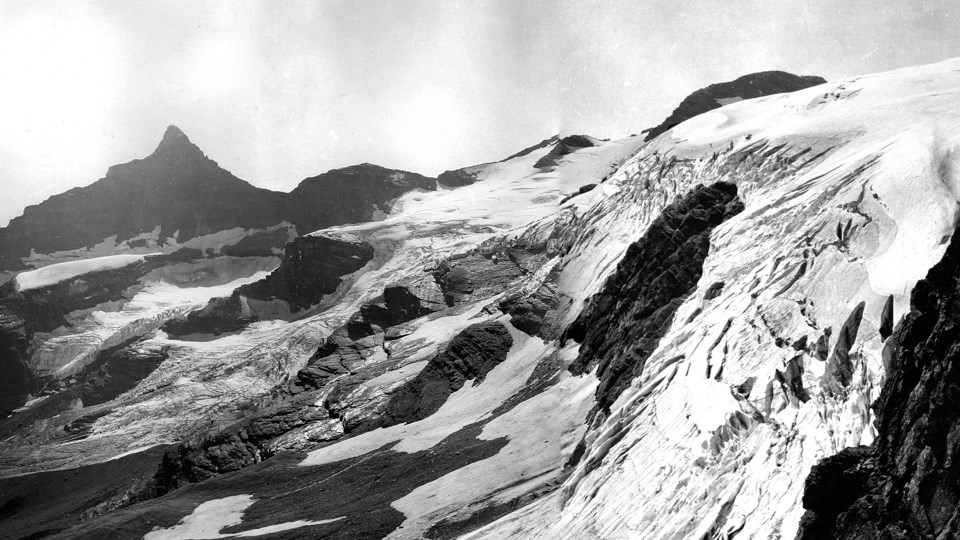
[359,285,441,330]
[704,281,725,300]
[295,328,382,392]
[0,305,31,417]
[286,163,436,234]
[560,183,598,205]
[220,227,290,257]
[163,235,376,335]
[499,135,560,162]
[79,341,169,406]
[154,390,333,494]
[645,71,826,141]
[239,235,375,311]
[533,135,598,169]
[377,321,513,427]
[433,252,525,307]
[796,219,960,540]
[500,281,561,339]
[565,182,744,413]
[438,167,486,187]
[160,293,253,337]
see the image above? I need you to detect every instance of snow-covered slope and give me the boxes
[15,254,158,291]
[469,58,960,539]
[4,59,960,540]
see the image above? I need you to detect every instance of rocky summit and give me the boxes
[2,59,960,540]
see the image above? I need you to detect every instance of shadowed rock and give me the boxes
[239,235,375,311]
[0,127,289,270]
[433,252,525,307]
[565,182,744,413]
[500,281,561,339]
[376,321,513,427]
[533,135,598,169]
[0,128,437,272]
[797,219,960,540]
[645,71,826,141]
[286,163,436,234]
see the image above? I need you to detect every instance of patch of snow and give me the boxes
[143,494,341,540]
[15,253,157,291]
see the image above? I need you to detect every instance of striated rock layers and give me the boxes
[797,220,960,539]
[644,71,826,141]
[566,182,745,414]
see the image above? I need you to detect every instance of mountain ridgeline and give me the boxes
[0,126,436,271]
[644,71,827,141]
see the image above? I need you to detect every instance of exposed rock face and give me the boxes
[796,221,960,540]
[433,252,526,307]
[295,326,383,393]
[160,293,253,337]
[644,71,826,141]
[359,284,441,330]
[533,135,598,169]
[79,341,169,406]
[162,235,376,335]
[0,128,438,273]
[0,126,289,270]
[286,163,436,233]
[438,167,485,187]
[0,305,31,416]
[154,391,334,492]
[566,182,744,413]
[559,183,598,204]
[219,227,290,257]
[239,235,375,311]
[500,281,561,339]
[377,321,513,427]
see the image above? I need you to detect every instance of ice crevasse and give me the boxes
[468,58,960,539]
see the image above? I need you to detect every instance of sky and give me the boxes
[0,0,958,226]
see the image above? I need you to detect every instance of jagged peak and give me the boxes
[150,124,206,161]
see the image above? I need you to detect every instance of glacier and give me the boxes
[1,58,959,539]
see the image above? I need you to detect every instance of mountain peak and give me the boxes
[151,124,205,160]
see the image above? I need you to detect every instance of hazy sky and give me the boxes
[1,0,958,226]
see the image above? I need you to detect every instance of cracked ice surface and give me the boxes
[469,58,960,539]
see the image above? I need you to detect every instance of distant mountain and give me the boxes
[0,127,437,272]
[287,163,435,234]
[644,70,826,141]
[0,126,287,270]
